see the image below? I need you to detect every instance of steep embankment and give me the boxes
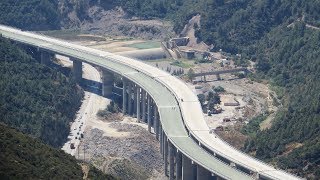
[0,37,83,148]
[0,123,115,179]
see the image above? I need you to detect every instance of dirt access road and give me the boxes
[58,55,165,179]
[60,55,109,155]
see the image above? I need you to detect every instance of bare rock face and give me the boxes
[58,0,90,28]
[58,0,175,40]
[81,6,175,40]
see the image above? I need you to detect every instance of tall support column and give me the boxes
[122,79,127,114]
[136,86,141,122]
[197,165,211,180]
[128,82,132,115]
[133,84,138,117]
[102,70,114,98]
[182,155,194,180]
[150,101,154,127]
[160,125,163,154]
[147,95,152,133]
[154,106,159,139]
[176,151,182,180]
[169,141,175,180]
[28,46,41,61]
[72,58,82,83]
[40,51,51,65]
[164,133,168,176]
[192,164,197,180]
[141,90,147,122]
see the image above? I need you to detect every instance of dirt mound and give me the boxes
[78,121,165,179]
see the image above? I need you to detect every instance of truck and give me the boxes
[70,143,75,149]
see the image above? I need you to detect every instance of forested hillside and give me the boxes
[245,23,320,178]
[0,123,115,179]
[0,37,83,147]
[0,0,60,30]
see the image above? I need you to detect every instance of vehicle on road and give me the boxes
[70,143,75,149]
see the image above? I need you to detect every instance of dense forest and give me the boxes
[245,23,320,177]
[0,123,115,179]
[0,37,83,147]
[0,0,60,30]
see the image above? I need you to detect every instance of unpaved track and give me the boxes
[58,55,165,179]
[60,55,109,156]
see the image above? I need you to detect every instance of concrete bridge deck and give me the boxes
[0,25,301,180]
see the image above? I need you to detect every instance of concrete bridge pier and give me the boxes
[72,58,82,83]
[150,101,154,128]
[176,151,182,180]
[128,82,133,115]
[197,165,211,180]
[182,155,196,180]
[136,86,141,122]
[27,46,41,62]
[159,124,163,154]
[147,95,152,133]
[154,106,159,140]
[141,90,147,122]
[40,50,51,65]
[102,70,114,98]
[122,78,128,114]
[169,141,175,180]
[133,84,138,117]
[164,134,169,176]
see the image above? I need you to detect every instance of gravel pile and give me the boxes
[78,122,165,179]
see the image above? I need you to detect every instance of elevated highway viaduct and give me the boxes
[0,25,301,180]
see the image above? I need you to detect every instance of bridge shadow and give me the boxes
[80,78,102,96]
[49,63,103,96]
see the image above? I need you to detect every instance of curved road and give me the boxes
[0,25,301,180]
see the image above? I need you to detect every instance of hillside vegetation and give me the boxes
[0,0,60,30]
[246,23,320,178]
[0,37,83,147]
[0,123,115,179]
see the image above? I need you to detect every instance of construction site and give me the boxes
[51,13,280,179]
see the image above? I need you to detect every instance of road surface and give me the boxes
[60,56,109,156]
